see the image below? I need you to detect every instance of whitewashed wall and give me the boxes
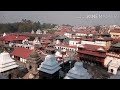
[69,40,80,46]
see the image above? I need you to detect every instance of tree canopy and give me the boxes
[0,19,57,33]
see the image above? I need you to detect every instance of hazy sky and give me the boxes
[0,11,120,26]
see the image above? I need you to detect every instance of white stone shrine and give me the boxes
[36,29,42,34]
[0,51,19,73]
[3,33,6,37]
[64,61,91,79]
[31,30,35,34]
[38,54,61,74]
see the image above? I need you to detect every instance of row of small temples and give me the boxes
[0,47,91,79]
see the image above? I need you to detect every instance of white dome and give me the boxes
[0,52,14,62]
[55,51,62,57]
[43,55,58,66]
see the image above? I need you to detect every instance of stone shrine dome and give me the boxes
[29,50,40,59]
[38,54,61,74]
[64,62,91,79]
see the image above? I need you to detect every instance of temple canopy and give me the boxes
[38,54,61,74]
[0,51,19,73]
[64,62,91,79]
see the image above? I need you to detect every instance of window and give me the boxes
[111,69,113,73]
[8,74,12,79]
[29,65,32,70]
[38,65,39,68]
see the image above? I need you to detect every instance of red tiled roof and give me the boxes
[78,44,106,57]
[11,47,32,59]
[79,44,106,51]
[76,29,97,34]
[0,35,29,41]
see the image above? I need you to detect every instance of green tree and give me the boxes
[95,25,100,32]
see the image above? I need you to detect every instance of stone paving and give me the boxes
[83,63,111,79]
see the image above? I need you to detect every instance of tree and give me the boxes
[0,19,57,33]
[95,25,100,32]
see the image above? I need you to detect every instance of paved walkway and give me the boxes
[83,63,111,79]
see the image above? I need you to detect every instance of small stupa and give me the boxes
[31,30,35,34]
[64,61,91,79]
[36,29,42,34]
[38,49,61,79]
[3,33,6,37]
[38,54,61,74]
[33,37,40,45]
